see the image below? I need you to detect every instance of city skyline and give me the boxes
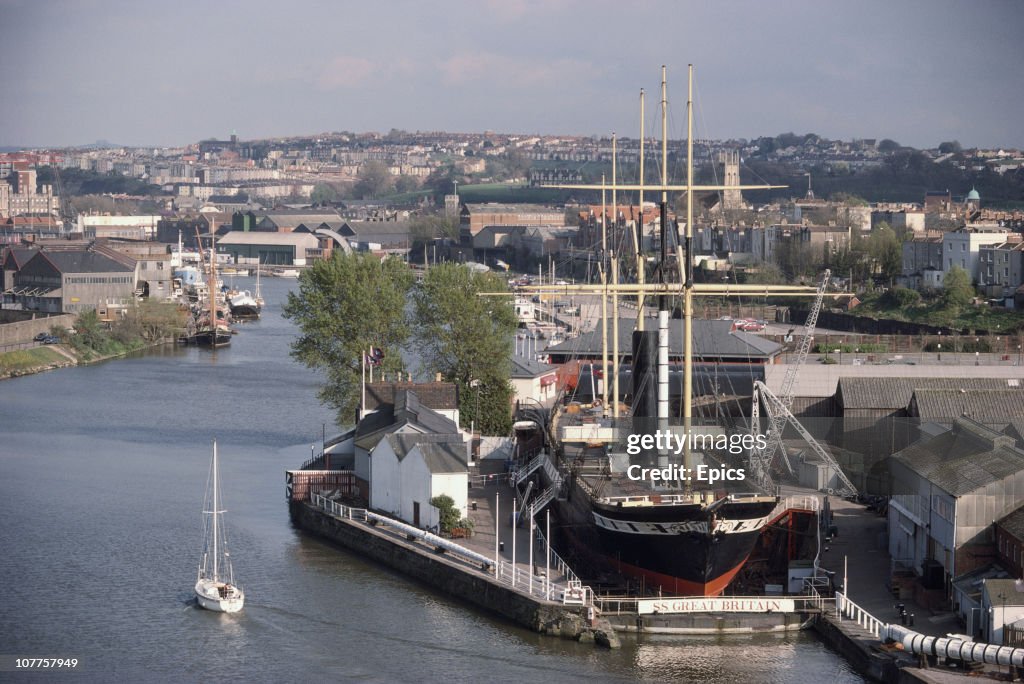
[2,0,1022,150]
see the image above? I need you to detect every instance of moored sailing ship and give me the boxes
[517,65,818,597]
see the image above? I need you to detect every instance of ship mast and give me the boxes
[683,64,695,473]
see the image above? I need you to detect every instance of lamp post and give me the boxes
[469,378,481,439]
[937,342,942,363]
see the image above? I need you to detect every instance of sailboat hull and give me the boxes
[195,579,245,613]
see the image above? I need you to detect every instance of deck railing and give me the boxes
[835,590,883,638]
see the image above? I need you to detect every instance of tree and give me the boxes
[394,175,420,194]
[866,224,902,284]
[430,494,462,534]
[310,183,338,205]
[941,265,974,309]
[283,252,414,423]
[353,161,394,199]
[938,141,962,155]
[411,264,517,434]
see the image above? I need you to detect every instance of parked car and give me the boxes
[42,335,60,344]
[33,332,48,342]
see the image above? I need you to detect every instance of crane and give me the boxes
[750,268,830,488]
[752,380,858,498]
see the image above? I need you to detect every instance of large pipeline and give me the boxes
[883,623,1024,668]
[365,511,494,570]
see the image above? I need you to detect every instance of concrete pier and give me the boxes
[289,494,619,646]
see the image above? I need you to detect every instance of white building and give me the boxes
[981,579,1024,645]
[942,228,1009,284]
[368,433,469,529]
[511,355,558,407]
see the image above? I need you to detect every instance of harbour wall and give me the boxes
[289,500,591,639]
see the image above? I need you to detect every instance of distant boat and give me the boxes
[195,440,245,613]
[270,267,300,278]
[228,290,261,320]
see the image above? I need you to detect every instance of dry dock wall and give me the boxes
[290,501,587,637]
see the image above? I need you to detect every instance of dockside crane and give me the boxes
[749,269,831,490]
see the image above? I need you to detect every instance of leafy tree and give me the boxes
[283,252,414,423]
[411,264,517,434]
[394,175,420,194]
[353,161,394,199]
[877,139,901,153]
[867,224,902,283]
[938,141,962,154]
[941,265,974,309]
[310,183,338,205]
[430,494,462,534]
[882,286,921,309]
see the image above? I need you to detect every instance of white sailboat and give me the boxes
[195,440,245,613]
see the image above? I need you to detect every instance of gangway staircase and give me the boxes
[511,451,564,516]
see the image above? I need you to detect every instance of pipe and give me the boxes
[883,623,1024,668]
[365,510,493,569]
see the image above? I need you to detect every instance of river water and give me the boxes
[0,277,863,683]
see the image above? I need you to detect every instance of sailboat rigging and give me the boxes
[195,439,245,613]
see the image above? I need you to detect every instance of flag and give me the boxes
[366,347,385,367]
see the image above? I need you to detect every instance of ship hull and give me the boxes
[551,477,776,596]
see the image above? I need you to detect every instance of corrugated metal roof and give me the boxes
[910,388,1024,421]
[892,418,1024,495]
[838,377,1023,410]
[765,365,1024,399]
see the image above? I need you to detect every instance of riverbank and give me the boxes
[0,339,172,380]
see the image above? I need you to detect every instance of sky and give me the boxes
[2,0,1022,150]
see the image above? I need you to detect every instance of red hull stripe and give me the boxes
[608,556,749,597]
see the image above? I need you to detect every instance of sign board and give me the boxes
[637,597,795,614]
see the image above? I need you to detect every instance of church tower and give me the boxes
[719,150,743,210]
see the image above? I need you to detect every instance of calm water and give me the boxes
[0,277,864,683]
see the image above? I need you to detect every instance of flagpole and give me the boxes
[361,349,366,419]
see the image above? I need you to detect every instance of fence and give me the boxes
[310,492,587,607]
[835,590,883,638]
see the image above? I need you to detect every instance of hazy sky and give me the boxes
[2,0,1022,150]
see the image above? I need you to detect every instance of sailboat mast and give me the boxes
[212,439,219,581]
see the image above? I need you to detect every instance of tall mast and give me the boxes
[683,64,695,471]
[636,89,645,331]
[657,66,670,439]
[209,219,217,336]
[611,134,620,419]
[212,439,219,581]
[601,176,609,416]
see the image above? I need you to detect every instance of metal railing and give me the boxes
[835,591,883,638]
[311,492,591,606]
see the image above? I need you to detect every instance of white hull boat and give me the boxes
[195,440,245,613]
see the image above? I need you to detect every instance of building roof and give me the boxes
[998,506,1024,541]
[355,390,460,450]
[983,578,1024,606]
[463,203,562,215]
[33,250,133,274]
[511,354,556,379]
[545,319,781,361]
[766,364,1024,400]
[365,382,458,412]
[910,388,1024,422]
[418,442,469,474]
[384,433,466,463]
[838,376,1024,410]
[892,418,1024,496]
[216,230,318,247]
